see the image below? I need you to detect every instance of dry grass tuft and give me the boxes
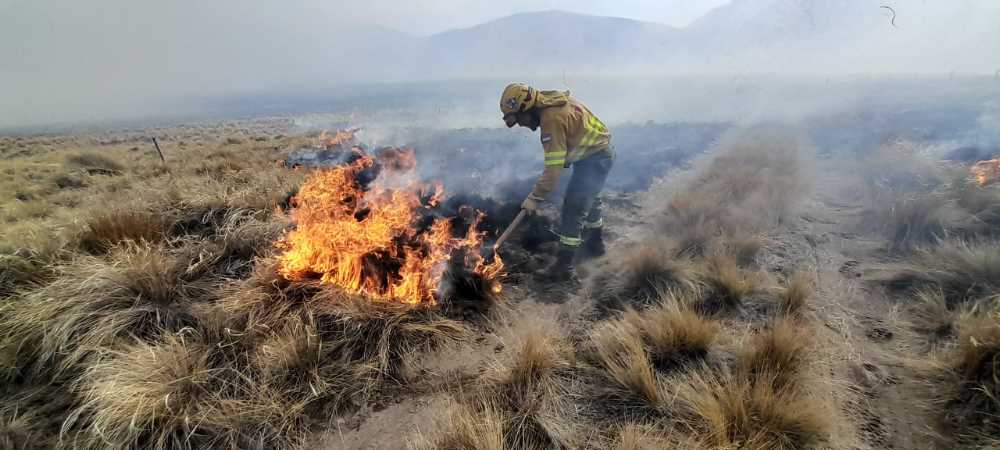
[867,191,963,252]
[492,328,574,395]
[676,368,828,450]
[739,318,811,390]
[697,253,763,314]
[0,254,41,298]
[610,423,686,450]
[778,272,813,316]
[0,224,69,297]
[946,312,1000,438]
[590,318,663,410]
[726,234,767,267]
[657,128,806,253]
[859,148,1000,251]
[627,295,718,371]
[419,322,578,450]
[76,209,169,254]
[887,240,1000,306]
[413,399,506,450]
[2,244,211,377]
[0,407,46,450]
[67,331,309,450]
[65,152,124,174]
[252,315,360,413]
[909,289,961,338]
[309,293,471,389]
[593,238,698,312]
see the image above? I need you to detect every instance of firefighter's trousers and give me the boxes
[556,152,614,247]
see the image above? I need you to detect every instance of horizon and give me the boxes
[1,0,998,130]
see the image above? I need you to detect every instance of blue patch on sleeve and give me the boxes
[541,133,552,143]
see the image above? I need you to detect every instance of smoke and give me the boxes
[1,0,998,130]
[974,100,1000,147]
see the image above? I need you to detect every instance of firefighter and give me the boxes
[500,82,614,282]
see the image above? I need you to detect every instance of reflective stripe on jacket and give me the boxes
[529,97,613,200]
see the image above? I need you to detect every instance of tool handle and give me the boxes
[493,209,528,251]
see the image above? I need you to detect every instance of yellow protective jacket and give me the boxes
[529,92,613,200]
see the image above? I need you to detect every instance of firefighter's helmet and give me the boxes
[500,83,536,127]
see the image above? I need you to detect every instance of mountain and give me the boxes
[3,1,999,128]
[416,2,1000,76]
[419,10,678,77]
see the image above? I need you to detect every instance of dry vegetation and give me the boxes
[858,143,1000,251]
[0,120,505,449]
[413,127,834,449]
[8,118,997,449]
[855,141,1000,448]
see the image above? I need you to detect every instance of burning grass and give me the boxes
[276,148,502,305]
[2,123,838,448]
[0,127,514,449]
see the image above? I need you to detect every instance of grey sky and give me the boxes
[328,0,731,35]
[1,0,997,129]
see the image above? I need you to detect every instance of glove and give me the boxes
[521,196,541,214]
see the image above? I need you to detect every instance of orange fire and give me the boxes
[970,158,1000,186]
[319,128,359,149]
[277,148,503,305]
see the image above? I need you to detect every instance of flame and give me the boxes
[970,158,1000,186]
[277,144,503,305]
[319,128,359,150]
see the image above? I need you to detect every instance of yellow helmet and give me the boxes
[499,83,536,127]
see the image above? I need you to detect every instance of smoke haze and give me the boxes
[1,0,998,130]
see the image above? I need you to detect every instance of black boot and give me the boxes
[579,228,606,259]
[536,245,579,283]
